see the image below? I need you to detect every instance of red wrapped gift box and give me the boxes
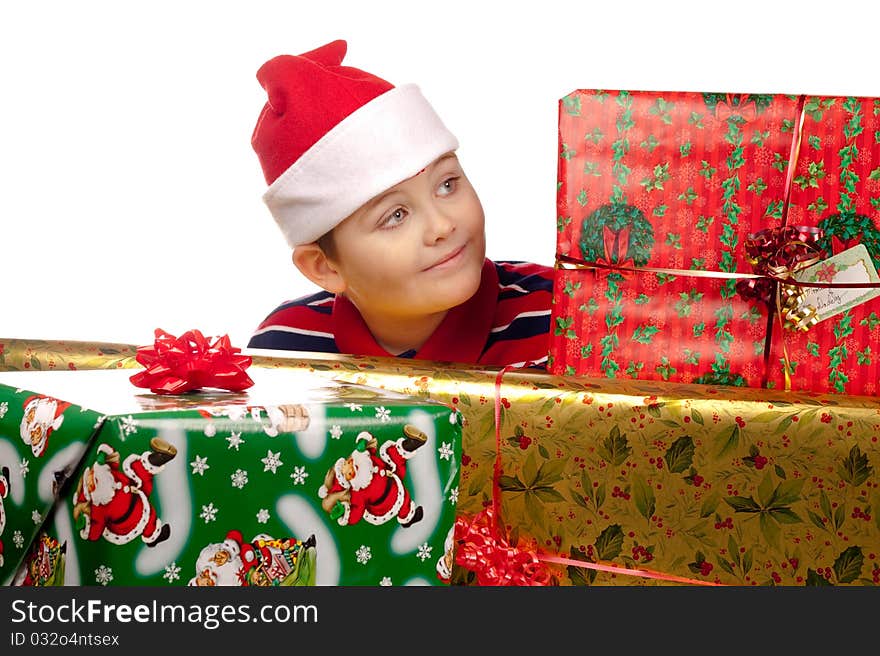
[550,90,880,395]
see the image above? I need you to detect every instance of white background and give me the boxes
[2,0,878,347]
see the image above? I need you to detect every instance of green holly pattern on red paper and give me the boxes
[552,89,880,395]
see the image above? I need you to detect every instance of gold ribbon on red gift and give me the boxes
[736,225,823,389]
[130,328,254,395]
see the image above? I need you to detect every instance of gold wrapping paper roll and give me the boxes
[3,338,880,585]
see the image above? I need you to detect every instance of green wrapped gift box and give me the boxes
[0,367,461,586]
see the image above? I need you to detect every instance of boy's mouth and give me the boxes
[423,244,466,271]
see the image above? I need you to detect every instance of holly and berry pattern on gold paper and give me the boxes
[313,353,880,586]
[5,342,880,586]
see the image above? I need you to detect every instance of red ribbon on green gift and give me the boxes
[130,328,254,395]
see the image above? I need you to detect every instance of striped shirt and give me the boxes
[248,259,553,368]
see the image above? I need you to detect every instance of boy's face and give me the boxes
[327,152,486,319]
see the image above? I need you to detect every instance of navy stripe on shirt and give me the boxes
[270,290,336,315]
[248,328,340,353]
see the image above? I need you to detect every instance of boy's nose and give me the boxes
[422,205,455,244]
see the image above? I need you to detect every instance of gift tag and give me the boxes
[793,244,880,323]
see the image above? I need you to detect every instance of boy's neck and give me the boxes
[354,304,450,356]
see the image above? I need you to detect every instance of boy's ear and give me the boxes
[292,244,347,295]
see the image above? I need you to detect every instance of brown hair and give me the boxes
[316,229,337,261]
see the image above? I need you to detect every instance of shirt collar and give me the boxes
[333,258,498,363]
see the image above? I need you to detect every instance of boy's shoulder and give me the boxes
[262,289,336,314]
[481,259,553,368]
[247,289,339,352]
[255,289,336,327]
[492,260,554,293]
[492,259,554,276]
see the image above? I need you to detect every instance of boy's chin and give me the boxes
[435,269,483,309]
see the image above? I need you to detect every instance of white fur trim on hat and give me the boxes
[263,84,459,247]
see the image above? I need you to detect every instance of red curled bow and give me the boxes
[735,226,825,307]
[130,328,254,395]
[743,226,824,274]
[453,508,553,586]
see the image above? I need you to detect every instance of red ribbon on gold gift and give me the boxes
[452,365,722,586]
[130,328,254,395]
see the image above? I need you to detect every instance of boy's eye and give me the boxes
[380,207,408,229]
[437,176,459,196]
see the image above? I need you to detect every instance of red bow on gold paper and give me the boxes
[130,328,254,395]
[715,94,758,122]
[453,509,553,586]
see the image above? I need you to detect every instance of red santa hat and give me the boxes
[251,39,459,247]
[220,530,243,558]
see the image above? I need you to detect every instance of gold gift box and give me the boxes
[3,338,879,586]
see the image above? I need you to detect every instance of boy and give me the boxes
[247,39,553,368]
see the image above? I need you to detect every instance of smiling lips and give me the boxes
[424,244,465,271]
